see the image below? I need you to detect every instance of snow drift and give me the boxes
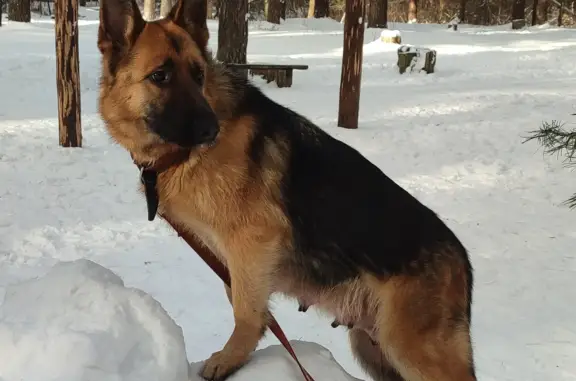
[0,259,361,381]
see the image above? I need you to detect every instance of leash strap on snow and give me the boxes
[160,216,315,381]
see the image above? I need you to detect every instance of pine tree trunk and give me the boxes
[79,0,86,6]
[512,0,526,28]
[537,0,549,23]
[8,0,31,22]
[338,0,365,130]
[0,0,3,27]
[160,0,174,17]
[207,0,213,18]
[408,0,417,22]
[531,0,538,24]
[55,0,82,147]
[267,0,282,23]
[307,0,315,17]
[557,0,564,25]
[459,0,466,22]
[143,0,155,20]
[367,0,387,28]
[309,0,329,17]
[217,0,248,65]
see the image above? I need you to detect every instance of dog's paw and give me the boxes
[200,350,247,381]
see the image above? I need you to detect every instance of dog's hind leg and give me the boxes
[349,328,405,381]
[373,262,477,381]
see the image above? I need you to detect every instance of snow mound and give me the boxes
[0,259,362,381]
[0,259,190,381]
[189,341,363,381]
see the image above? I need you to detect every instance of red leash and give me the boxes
[161,215,315,381]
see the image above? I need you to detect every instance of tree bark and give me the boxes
[459,0,466,22]
[512,0,526,28]
[537,0,550,23]
[267,0,282,23]
[367,0,387,28]
[55,0,82,147]
[143,0,155,20]
[217,0,248,65]
[0,0,3,27]
[337,0,365,129]
[79,0,86,6]
[207,0,214,18]
[8,0,31,22]
[531,0,539,24]
[408,0,417,22]
[557,0,564,25]
[308,0,329,17]
[160,0,174,18]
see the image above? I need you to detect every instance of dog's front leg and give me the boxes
[200,242,275,381]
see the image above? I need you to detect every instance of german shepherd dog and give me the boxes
[97,0,477,380]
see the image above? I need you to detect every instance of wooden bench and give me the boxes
[224,63,309,88]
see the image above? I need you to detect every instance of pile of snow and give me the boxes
[0,259,362,381]
[0,259,191,381]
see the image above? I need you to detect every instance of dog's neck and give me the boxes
[131,148,191,222]
[131,148,191,173]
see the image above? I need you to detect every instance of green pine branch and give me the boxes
[523,116,576,209]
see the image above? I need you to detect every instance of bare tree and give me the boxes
[511,0,526,28]
[55,0,82,147]
[8,0,31,22]
[308,0,329,17]
[143,0,155,20]
[160,0,174,18]
[338,0,365,129]
[557,0,564,25]
[408,0,417,22]
[217,0,248,64]
[531,0,539,24]
[367,0,387,28]
[459,0,467,22]
[267,0,283,23]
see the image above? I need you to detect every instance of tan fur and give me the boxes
[372,247,475,381]
[98,2,476,379]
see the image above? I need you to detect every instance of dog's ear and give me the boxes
[98,0,145,55]
[168,0,209,53]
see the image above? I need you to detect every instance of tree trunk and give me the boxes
[217,0,248,65]
[267,0,282,23]
[367,0,387,28]
[532,0,539,24]
[0,0,3,27]
[143,0,155,20]
[408,0,417,22]
[459,0,466,22]
[308,0,329,17]
[160,0,174,17]
[55,0,82,147]
[8,0,31,22]
[557,0,564,25]
[207,0,214,18]
[537,0,550,23]
[79,0,86,6]
[338,0,365,130]
[512,0,526,28]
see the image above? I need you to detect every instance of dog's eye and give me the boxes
[149,69,172,85]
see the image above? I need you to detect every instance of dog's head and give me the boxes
[97,0,219,160]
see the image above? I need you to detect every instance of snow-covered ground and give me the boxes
[1,8,576,381]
